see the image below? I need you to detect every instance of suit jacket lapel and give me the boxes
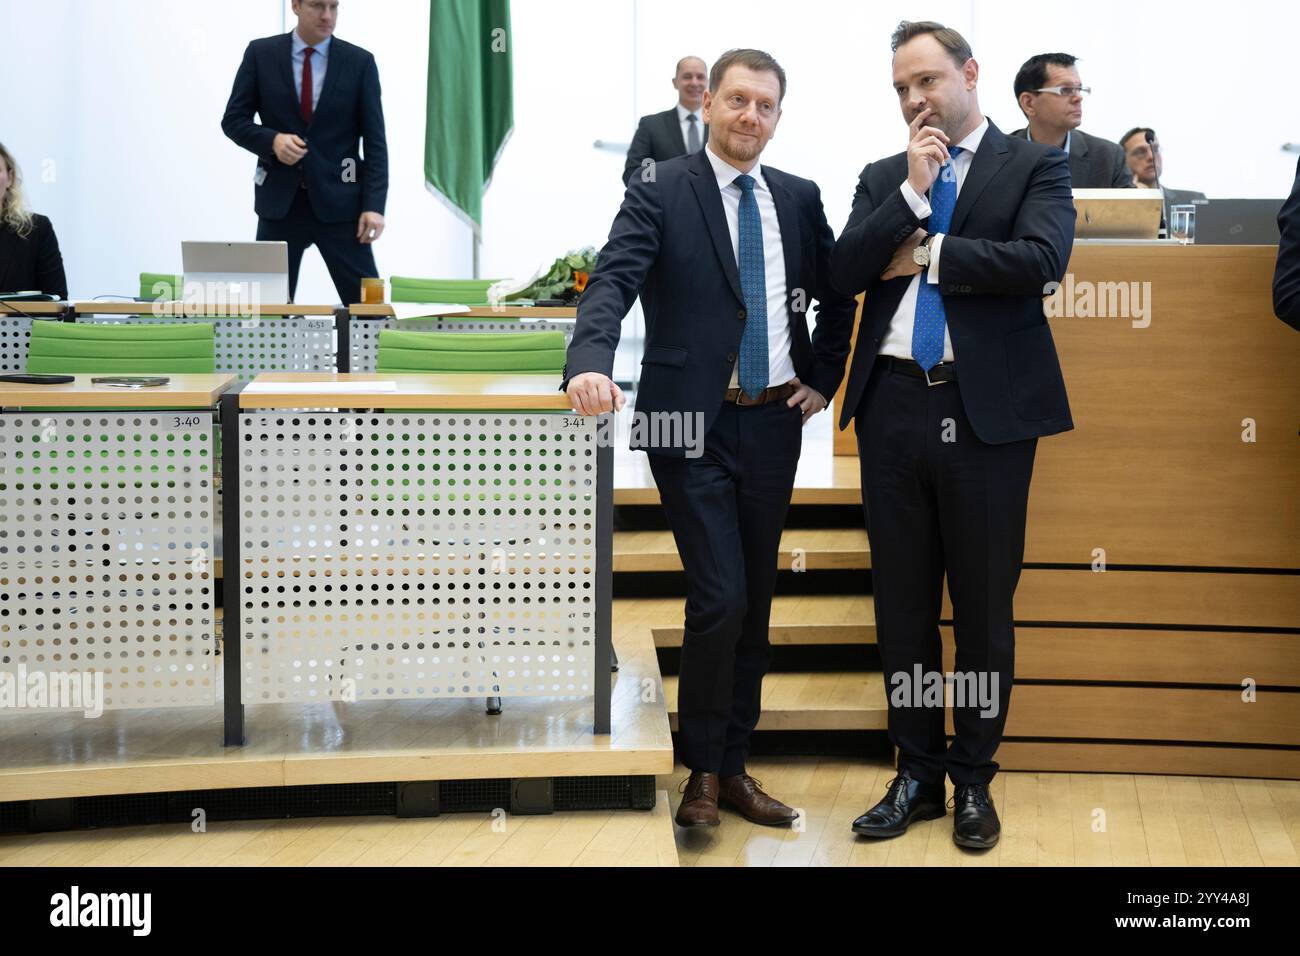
[664,109,687,155]
[687,149,744,305]
[949,120,1011,234]
[280,33,302,132]
[766,171,802,319]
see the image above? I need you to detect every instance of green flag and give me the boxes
[424,0,514,234]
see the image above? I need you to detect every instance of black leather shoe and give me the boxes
[951,783,1000,849]
[851,769,946,838]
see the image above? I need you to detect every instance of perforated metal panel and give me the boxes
[349,318,576,372]
[0,412,217,710]
[238,412,597,704]
[0,316,35,373]
[79,315,336,381]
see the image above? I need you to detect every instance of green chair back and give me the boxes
[388,277,499,307]
[26,320,216,374]
[139,272,182,301]
[375,329,565,374]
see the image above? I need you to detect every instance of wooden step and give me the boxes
[662,672,887,732]
[637,595,876,647]
[614,528,869,573]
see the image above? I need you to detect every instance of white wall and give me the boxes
[2,0,1296,304]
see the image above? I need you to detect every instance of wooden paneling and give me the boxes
[942,627,1300,686]
[943,568,1299,630]
[995,741,1300,779]
[946,685,1300,746]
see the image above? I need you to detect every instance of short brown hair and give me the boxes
[890,20,973,69]
[709,48,787,103]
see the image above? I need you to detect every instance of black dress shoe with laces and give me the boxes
[851,769,946,838]
[951,783,1000,849]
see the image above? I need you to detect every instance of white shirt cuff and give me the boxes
[927,233,944,284]
[899,180,931,219]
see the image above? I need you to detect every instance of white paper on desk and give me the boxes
[392,302,473,320]
[243,381,399,394]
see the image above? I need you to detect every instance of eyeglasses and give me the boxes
[1031,86,1091,98]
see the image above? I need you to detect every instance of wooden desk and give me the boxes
[73,302,336,316]
[238,372,569,410]
[221,372,612,745]
[0,373,233,719]
[0,373,235,408]
[349,304,577,319]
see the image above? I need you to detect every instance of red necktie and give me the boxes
[300,47,315,124]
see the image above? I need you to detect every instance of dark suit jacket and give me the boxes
[1011,126,1131,189]
[831,120,1075,445]
[0,214,67,298]
[566,148,857,455]
[623,107,708,185]
[222,32,388,223]
[1274,155,1300,331]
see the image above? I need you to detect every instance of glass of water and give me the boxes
[1169,204,1196,244]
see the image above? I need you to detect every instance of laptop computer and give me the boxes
[1191,199,1283,245]
[181,240,290,303]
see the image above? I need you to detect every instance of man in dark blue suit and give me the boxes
[564,49,856,829]
[831,21,1075,849]
[222,0,388,305]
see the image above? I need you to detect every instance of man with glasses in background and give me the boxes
[1011,53,1131,188]
[222,0,388,306]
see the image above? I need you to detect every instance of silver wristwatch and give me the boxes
[912,233,935,268]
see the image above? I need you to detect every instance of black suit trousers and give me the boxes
[855,358,1036,786]
[256,188,378,305]
[648,398,803,776]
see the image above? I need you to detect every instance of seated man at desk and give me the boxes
[1011,53,1131,189]
[1120,126,1206,224]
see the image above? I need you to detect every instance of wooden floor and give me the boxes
[664,760,1300,867]
[4,758,1297,866]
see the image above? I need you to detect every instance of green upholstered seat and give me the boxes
[26,320,216,375]
[375,329,565,374]
[139,272,182,301]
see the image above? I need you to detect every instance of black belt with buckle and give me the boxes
[876,355,957,386]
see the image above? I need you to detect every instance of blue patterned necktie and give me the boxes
[911,145,964,372]
[735,173,768,399]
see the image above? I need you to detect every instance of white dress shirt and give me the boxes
[703,144,797,391]
[878,116,989,363]
[677,103,703,153]
[291,30,331,113]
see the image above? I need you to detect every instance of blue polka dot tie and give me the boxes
[735,174,769,400]
[911,146,964,373]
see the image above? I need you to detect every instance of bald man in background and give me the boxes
[623,56,711,185]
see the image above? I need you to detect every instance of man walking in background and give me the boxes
[222,0,387,305]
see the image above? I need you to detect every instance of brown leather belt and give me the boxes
[723,381,798,406]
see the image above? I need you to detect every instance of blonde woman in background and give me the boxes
[0,142,67,298]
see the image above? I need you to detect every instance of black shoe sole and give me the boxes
[851,804,946,839]
[953,830,1000,849]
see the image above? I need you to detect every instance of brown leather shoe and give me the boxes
[675,771,721,828]
[719,773,799,827]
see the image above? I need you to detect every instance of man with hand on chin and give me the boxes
[565,49,855,830]
[831,21,1075,850]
